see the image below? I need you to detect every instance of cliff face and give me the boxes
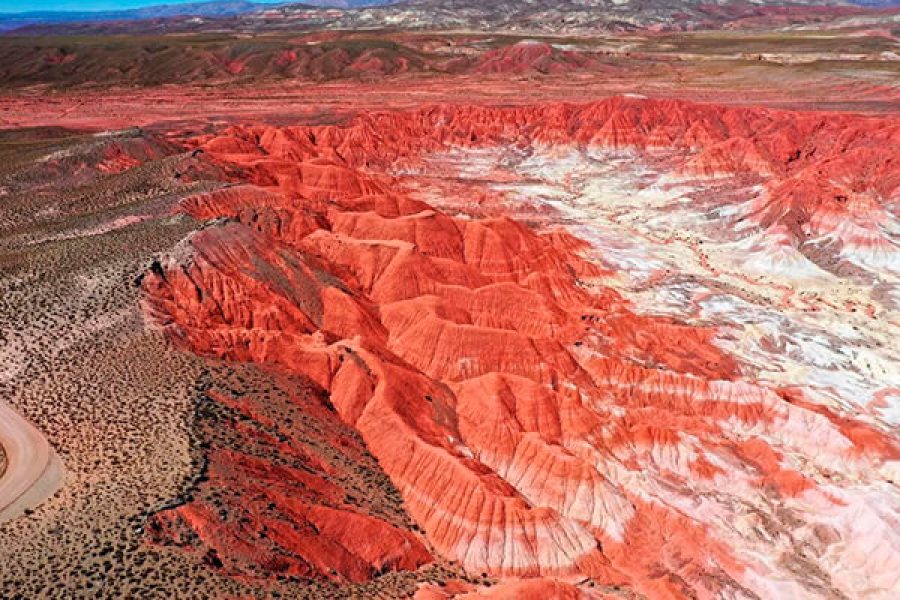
[143,97,900,598]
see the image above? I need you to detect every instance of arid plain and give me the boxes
[1,6,899,599]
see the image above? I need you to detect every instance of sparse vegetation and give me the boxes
[0,123,469,599]
[0,27,895,91]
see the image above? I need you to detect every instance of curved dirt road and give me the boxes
[0,401,63,523]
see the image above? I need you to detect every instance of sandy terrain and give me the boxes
[0,124,468,598]
[0,129,251,598]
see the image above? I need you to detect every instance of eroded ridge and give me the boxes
[143,97,900,599]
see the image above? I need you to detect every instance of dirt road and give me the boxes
[0,401,63,523]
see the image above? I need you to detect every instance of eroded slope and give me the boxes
[141,97,900,598]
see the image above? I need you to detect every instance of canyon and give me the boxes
[140,96,900,597]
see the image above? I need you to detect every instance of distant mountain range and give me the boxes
[2,0,898,35]
[0,2,257,32]
[0,1,396,32]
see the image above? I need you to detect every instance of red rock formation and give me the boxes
[143,97,900,597]
[145,365,432,583]
[472,41,606,75]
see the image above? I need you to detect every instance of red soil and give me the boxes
[3,61,899,134]
[141,96,899,597]
[471,41,610,75]
[145,366,433,583]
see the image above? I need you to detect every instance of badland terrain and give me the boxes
[0,1,899,598]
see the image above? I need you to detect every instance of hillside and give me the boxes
[7,0,899,36]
